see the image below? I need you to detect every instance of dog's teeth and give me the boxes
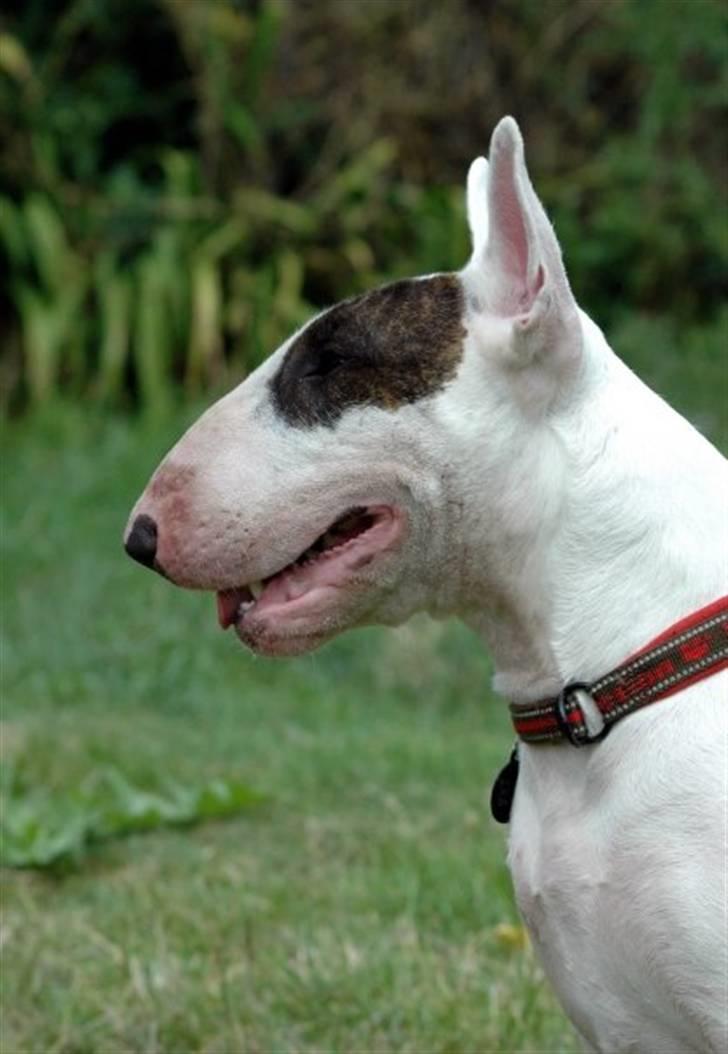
[249,581,264,600]
[237,600,254,617]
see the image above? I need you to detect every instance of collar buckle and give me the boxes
[555,682,609,746]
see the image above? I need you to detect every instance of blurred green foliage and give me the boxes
[1,0,726,412]
[2,765,262,871]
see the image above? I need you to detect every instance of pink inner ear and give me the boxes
[487,133,545,317]
[490,149,529,287]
[519,263,544,310]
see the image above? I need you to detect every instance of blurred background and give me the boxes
[2,0,727,422]
[1,1,726,1051]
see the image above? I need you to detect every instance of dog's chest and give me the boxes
[508,796,613,1044]
[507,767,627,1037]
[507,800,684,1052]
[506,712,728,1053]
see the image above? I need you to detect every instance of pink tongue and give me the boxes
[216,588,250,630]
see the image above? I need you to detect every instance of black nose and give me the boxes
[125,514,158,568]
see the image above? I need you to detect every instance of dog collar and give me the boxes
[510,596,728,746]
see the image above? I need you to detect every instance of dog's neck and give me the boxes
[455,312,728,705]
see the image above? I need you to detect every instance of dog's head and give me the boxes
[125,117,584,656]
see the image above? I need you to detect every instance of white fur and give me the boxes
[466,156,490,256]
[127,117,728,1051]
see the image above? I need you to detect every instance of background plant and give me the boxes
[1,0,725,415]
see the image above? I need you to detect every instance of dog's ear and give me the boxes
[469,116,581,370]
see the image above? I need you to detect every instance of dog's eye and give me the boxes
[300,346,344,380]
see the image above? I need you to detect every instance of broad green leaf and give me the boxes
[1,771,263,871]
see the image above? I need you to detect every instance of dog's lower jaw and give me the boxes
[234,618,334,657]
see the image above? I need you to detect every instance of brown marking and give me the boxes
[271,274,465,427]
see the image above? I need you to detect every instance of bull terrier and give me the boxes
[125,117,728,1053]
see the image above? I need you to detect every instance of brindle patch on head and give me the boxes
[271,274,465,427]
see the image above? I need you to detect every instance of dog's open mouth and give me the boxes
[215,504,402,639]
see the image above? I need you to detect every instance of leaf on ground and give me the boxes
[0,770,264,872]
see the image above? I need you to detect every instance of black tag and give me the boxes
[490,745,519,824]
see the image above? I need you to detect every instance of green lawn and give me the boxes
[2,328,725,1053]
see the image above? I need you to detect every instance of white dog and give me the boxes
[126,117,728,1052]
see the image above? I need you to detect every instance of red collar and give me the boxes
[510,596,728,746]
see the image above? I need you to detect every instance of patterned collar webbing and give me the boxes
[510,596,728,746]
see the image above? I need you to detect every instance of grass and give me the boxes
[1,329,725,1052]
